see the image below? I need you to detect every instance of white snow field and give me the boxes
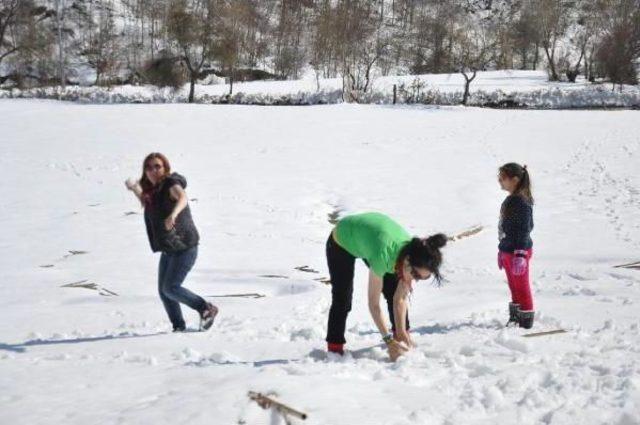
[1,100,639,425]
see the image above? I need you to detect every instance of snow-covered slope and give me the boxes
[1,100,639,424]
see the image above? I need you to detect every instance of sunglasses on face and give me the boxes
[146,163,163,171]
[410,266,431,281]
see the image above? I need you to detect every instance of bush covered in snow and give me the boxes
[2,82,639,109]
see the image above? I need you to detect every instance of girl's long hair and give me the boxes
[395,233,448,285]
[139,152,171,205]
[499,162,534,204]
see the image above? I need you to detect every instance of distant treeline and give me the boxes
[1,0,639,101]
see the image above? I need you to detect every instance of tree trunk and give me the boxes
[567,48,585,83]
[583,55,589,82]
[587,47,596,82]
[543,46,558,81]
[462,82,470,105]
[140,1,145,58]
[55,0,66,89]
[520,47,527,70]
[189,74,196,103]
[363,55,378,93]
[461,70,476,106]
[150,16,155,61]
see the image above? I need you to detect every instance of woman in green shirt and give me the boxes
[326,212,447,360]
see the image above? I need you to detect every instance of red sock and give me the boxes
[327,342,344,355]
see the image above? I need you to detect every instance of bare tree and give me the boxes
[1,1,55,86]
[273,0,312,79]
[215,0,242,95]
[144,0,171,61]
[456,12,491,105]
[0,0,50,70]
[166,0,216,102]
[596,0,640,87]
[557,0,606,83]
[0,0,21,68]
[410,2,459,74]
[85,1,120,85]
[239,1,270,69]
[2,0,639,94]
[511,3,540,70]
[54,0,66,88]
[536,0,569,81]
[310,0,336,78]
[331,0,387,102]
[211,0,269,95]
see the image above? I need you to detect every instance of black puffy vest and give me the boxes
[144,173,199,253]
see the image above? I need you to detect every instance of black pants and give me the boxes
[325,234,410,344]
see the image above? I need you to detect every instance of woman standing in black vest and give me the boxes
[126,152,218,332]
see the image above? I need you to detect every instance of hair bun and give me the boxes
[425,233,448,249]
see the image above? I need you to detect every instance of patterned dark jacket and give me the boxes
[498,194,533,252]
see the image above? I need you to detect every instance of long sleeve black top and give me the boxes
[498,194,533,252]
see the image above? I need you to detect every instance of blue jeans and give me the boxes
[158,246,206,329]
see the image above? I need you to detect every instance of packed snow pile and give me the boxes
[1,101,639,424]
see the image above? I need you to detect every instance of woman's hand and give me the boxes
[395,330,415,348]
[125,178,143,204]
[164,214,176,231]
[125,178,139,191]
[387,339,409,362]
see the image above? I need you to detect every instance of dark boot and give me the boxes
[519,311,535,329]
[506,302,520,327]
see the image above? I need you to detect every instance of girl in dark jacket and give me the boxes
[126,152,218,332]
[497,163,535,329]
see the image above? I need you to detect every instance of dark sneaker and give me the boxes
[200,302,218,331]
[173,325,186,333]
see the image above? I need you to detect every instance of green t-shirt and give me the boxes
[335,212,411,277]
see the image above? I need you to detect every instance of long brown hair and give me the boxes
[499,162,534,204]
[139,152,171,202]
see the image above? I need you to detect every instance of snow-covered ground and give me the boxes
[2,70,640,108]
[199,70,597,95]
[1,100,639,425]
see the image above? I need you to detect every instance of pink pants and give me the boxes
[499,249,534,311]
